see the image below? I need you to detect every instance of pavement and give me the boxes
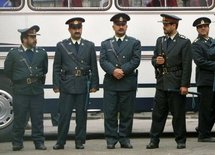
[1,112,215,155]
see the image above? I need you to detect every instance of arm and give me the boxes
[120,39,141,74]
[192,42,215,71]
[4,50,14,80]
[89,43,99,92]
[181,39,192,88]
[53,43,62,92]
[99,41,116,75]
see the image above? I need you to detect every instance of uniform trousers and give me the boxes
[149,89,186,144]
[197,86,215,138]
[12,94,45,146]
[56,92,87,145]
[103,90,136,145]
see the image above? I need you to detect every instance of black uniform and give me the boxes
[150,33,192,145]
[100,35,141,146]
[53,38,99,146]
[4,46,48,148]
[192,36,215,139]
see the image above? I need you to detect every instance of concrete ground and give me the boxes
[1,112,215,155]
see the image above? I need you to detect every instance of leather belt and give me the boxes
[14,77,40,85]
[162,66,182,74]
[66,69,88,77]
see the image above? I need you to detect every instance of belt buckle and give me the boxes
[75,70,81,77]
[26,78,32,84]
[162,68,168,74]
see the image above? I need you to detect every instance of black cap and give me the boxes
[17,25,40,36]
[65,17,85,29]
[110,13,130,24]
[193,17,211,27]
[160,14,182,24]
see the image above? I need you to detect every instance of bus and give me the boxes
[0,0,214,141]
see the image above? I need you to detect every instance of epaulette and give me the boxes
[179,34,188,39]
[193,38,200,43]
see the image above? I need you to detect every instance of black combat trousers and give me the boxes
[149,89,186,144]
[56,92,87,145]
[197,86,215,138]
[103,90,136,145]
[12,94,45,147]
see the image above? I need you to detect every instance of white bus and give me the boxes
[0,0,214,141]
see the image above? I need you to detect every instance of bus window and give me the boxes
[0,0,21,7]
[117,0,213,7]
[31,0,110,8]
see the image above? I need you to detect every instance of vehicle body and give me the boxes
[0,0,214,141]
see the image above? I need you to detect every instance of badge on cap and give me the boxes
[119,17,123,22]
[74,20,79,25]
[200,20,205,25]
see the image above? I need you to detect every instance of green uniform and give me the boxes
[100,35,141,146]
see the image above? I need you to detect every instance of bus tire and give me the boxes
[0,76,13,142]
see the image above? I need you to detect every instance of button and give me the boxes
[123,56,125,58]
[116,64,118,67]
[75,67,78,69]
[29,66,32,69]
[35,67,38,69]
[30,74,33,76]
[81,60,84,63]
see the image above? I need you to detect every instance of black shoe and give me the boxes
[53,144,64,150]
[177,143,186,149]
[12,145,23,151]
[107,144,115,149]
[75,143,84,149]
[35,144,47,150]
[120,143,133,149]
[146,142,159,149]
[198,137,215,142]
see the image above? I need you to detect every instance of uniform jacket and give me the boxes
[100,35,141,91]
[152,33,192,90]
[4,46,48,95]
[53,38,99,94]
[192,36,215,87]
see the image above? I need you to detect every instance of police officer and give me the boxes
[52,17,99,150]
[100,13,141,149]
[146,14,192,149]
[192,17,215,142]
[4,25,48,151]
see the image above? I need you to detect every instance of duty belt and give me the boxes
[14,77,40,85]
[162,66,182,74]
[66,69,88,77]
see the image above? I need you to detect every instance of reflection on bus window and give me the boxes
[117,0,213,7]
[32,0,110,7]
[0,0,21,7]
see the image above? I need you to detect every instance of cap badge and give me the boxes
[119,17,123,22]
[200,20,205,25]
[74,20,79,24]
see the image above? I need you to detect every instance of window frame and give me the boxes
[28,0,112,11]
[115,0,215,11]
[0,0,24,11]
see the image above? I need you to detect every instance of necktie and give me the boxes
[166,38,172,48]
[75,41,79,52]
[26,49,34,62]
[117,38,122,47]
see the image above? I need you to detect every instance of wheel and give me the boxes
[0,76,13,142]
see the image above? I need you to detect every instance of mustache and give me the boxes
[75,32,81,35]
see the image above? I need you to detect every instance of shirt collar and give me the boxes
[115,35,125,41]
[22,45,33,52]
[71,38,81,44]
[167,32,177,40]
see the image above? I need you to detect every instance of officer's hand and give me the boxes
[53,87,60,93]
[113,68,124,79]
[180,87,188,95]
[156,56,165,65]
[90,88,97,93]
